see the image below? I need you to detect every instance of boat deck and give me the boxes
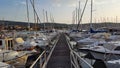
[47,33,71,68]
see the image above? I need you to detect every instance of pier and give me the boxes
[30,33,93,68]
[46,33,71,68]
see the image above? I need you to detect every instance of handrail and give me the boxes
[30,51,46,68]
[30,34,93,68]
[73,51,93,68]
[66,35,93,68]
[29,34,59,68]
[42,35,59,68]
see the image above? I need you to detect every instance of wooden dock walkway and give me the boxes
[47,33,71,68]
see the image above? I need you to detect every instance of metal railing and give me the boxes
[29,35,59,68]
[66,36,93,68]
[30,34,93,68]
[42,37,59,68]
[30,51,46,68]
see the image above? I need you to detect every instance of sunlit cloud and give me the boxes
[51,0,78,8]
[20,1,26,5]
[52,3,61,7]
[68,3,77,8]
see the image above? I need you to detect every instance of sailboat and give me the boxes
[75,0,120,67]
[69,0,83,39]
[90,28,107,33]
[88,0,108,33]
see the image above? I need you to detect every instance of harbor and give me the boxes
[0,0,120,68]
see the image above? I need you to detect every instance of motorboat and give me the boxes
[0,62,14,68]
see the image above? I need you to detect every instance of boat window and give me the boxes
[98,44,103,46]
[39,39,43,40]
[8,40,13,50]
[36,42,38,43]
[114,46,120,51]
[11,40,13,47]
[8,40,11,50]
[0,40,2,46]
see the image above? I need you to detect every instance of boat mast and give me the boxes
[116,16,118,23]
[78,1,82,30]
[72,10,75,29]
[77,0,88,30]
[78,1,81,29]
[76,8,78,25]
[43,9,46,30]
[32,0,37,31]
[50,12,53,29]
[46,11,48,23]
[90,0,93,28]
[2,18,4,30]
[45,11,49,30]
[26,0,30,31]
[30,0,41,31]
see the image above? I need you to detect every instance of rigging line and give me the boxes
[33,0,36,23]
[30,0,42,31]
[33,0,37,31]
[29,0,41,23]
[77,0,89,30]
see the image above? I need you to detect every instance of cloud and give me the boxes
[51,0,62,7]
[67,0,77,8]
[93,0,120,5]
[68,3,77,8]
[52,0,61,3]
[52,3,61,7]
[51,0,78,7]
[56,4,61,7]
[14,1,26,6]
[20,1,26,5]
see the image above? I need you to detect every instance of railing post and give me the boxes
[66,35,93,68]
[43,51,47,68]
[30,51,45,68]
[40,57,42,68]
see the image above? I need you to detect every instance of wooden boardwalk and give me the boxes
[47,34,71,68]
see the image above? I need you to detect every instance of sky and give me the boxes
[0,0,120,24]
